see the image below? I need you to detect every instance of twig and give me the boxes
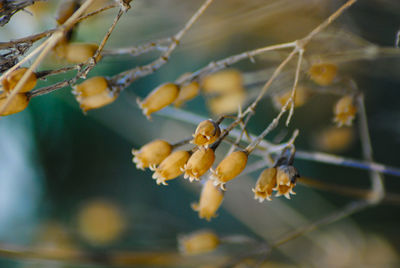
[111,0,215,90]
[356,94,385,203]
[0,0,96,114]
[0,3,117,49]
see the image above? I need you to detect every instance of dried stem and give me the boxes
[111,0,215,89]
[356,93,385,203]
[0,0,96,114]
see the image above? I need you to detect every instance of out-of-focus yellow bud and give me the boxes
[152,150,190,185]
[191,180,223,221]
[202,69,242,94]
[77,200,124,245]
[137,83,180,119]
[73,76,116,112]
[64,43,100,63]
[252,167,277,202]
[183,148,215,182]
[2,68,37,93]
[178,230,220,255]
[211,151,248,190]
[0,93,30,116]
[173,81,200,107]
[315,126,354,152]
[308,63,337,86]
[132,140,172,170]
[56,0,80,25]
[273,86,311,110]
[273,165,298,199]
[192,119,220,148]
[207,90,246,115]
[333,95,357,127]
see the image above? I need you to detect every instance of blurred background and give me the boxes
[0,0,400,267]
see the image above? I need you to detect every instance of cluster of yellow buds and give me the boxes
[73,76,117,112]
[202,69,246,115]
[333,95,357,127]
[136,69,246,120]
[252,153,299,202]
[178,229,220,255]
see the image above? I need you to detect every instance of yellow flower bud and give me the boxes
[202,69,242,94]
[191,119,220,148]
[178,230,219,255]
[333,95,357,127]
[173,81,199,107]
[66,43,100,63]
[207,90,246,115]
[191,180,223,221]
[273,86,311,110]
[273,165,298,199]
[77,200,124,245]
[73,76,117,112]
[137,83,180,119]
[315,126,354,152]
[308,63,337,86]
[252,167,277,202]
[183,148,215,182]
[211,151,248,190]
[2,68,37,93]
[132,140,172,170]
[152,150,190,185]
[0,93,30,116]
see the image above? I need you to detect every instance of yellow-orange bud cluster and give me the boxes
[73,76,117,112]
[151,150,190,185]
[308,63,337,86]
[0,92,30,116]
[211,151,248,190]
[178,230,220,255]
[183,148,215,182]
[137,83,180,119]
[132,140,172,170]
[2,68,37,93]
[191,119,220,148]
[252,165,298,202]
[192,180,224,221]
[333,95,357,127]
[201,69,246,115]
